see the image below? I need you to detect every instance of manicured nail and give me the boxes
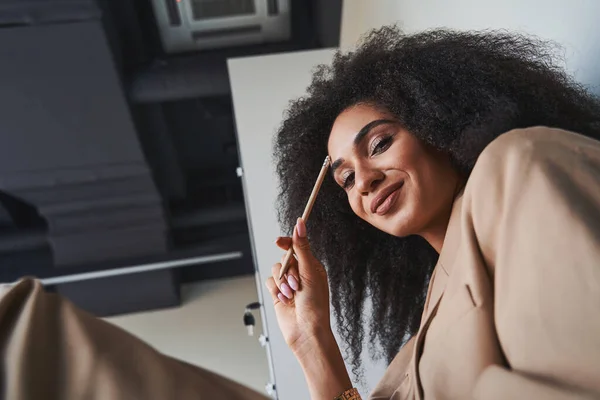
[296,218,306,238]
[277,293,286,303]
[287,275,299,291]
[280,283,293,299]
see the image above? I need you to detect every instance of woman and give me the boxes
[266,26,600,399]
[2,27,599,400]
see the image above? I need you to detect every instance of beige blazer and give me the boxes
[370,127,600,399]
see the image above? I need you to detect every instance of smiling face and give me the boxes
[327,104,462,240]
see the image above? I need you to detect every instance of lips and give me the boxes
[370,181,404,216]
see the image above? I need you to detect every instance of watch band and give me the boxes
[334,388,361,400]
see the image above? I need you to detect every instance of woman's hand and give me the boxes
[265,218,332,356]
[266,218,353,399]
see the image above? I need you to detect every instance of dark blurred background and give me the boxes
[0,0,341,316]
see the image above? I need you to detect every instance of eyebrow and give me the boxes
[330,119,395,175]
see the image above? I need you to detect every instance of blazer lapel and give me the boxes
[411,193,464,399]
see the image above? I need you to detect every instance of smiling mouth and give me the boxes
[371,181,404,216]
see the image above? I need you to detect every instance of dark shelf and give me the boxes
[127,41,308,104]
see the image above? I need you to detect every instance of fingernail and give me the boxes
[288,275,300,290]
[277,293,286,303]
[296,218,306,238]
[280,283,293,299]
[287,275,299,291]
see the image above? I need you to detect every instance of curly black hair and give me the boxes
[273,26,600,378]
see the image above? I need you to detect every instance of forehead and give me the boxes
[327,104,390,155]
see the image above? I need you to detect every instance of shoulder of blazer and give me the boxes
[462,126,600,270]
[474,126,600,173]
[468,125,600,195]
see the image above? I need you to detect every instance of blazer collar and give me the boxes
[436,191,464,278]
[416,191,464,327]
[411,192,465,399]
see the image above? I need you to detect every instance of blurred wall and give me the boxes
[341,0,600,94]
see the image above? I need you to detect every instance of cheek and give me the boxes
[347,192,367,219]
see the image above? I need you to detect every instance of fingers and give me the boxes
[275,218,315,285]
[279,254,300,292]
[266,276,290,306]
[285,269,300,291]
[270,263,293,305]
[292,218,314,269]
[276,218,310,255]
[275,236,292,250]
[279,251,298,270]
[265,277,281,305]
[293,218,309,250]
[271,223,310,303]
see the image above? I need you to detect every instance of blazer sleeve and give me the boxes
[463,127,600,400]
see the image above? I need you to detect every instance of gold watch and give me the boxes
[334,388,361,400]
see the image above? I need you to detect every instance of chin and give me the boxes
[387,226,414,238]
[379,210,417,237]
[374,220,412,237]
[358,201,416,237]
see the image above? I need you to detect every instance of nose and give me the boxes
[355,165,384,196]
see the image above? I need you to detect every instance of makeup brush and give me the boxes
[278,155,331,280]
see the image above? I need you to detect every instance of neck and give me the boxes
[420,224,447,254]
[420,185,464,253]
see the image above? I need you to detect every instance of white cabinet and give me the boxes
[228,49,335,400]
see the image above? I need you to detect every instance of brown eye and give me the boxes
[371,135,393,156]
[342,171,355,189]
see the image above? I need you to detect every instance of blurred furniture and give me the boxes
[0,0,341,321]
[0,0,174,313]
[0,0,168,265]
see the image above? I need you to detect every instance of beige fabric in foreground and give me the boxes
[0,278,269,400]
